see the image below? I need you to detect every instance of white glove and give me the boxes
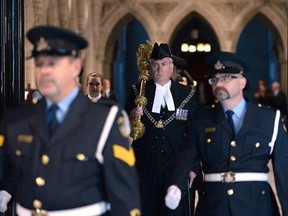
[0,190,12,213]
[165,185,181,210]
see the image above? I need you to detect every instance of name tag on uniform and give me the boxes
[205,127,216,133]
[17,134,33,143]
[176,108,188,120]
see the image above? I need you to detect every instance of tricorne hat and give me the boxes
[150,43,172,60]
[172,55,188,71]
[206,51,249,77]
[27,25,88,58]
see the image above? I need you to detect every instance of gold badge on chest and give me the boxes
[156,120,164,128]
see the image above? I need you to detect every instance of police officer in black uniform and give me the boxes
[125,43,199,216]
[165,51,288,216]
[0,25,141,216]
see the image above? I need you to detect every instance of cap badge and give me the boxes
[36,37,49,51]
[71,50,77,56]
[214,60,223,70]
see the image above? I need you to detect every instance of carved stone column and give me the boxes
[81,0,97,87]
[24,0,35,89]
[58,0,70,28]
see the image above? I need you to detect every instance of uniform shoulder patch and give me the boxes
[130,208,141,216]
[0,135,4,147]
[117,110,131,137]
[113,144,135,167]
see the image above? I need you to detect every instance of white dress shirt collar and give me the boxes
[152,80,175,113]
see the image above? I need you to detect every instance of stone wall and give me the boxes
[24,0,287,93]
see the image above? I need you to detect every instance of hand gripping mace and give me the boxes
[130,41,154,140]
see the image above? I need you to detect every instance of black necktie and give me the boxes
[47,104,59,136]
[226,110,235,138]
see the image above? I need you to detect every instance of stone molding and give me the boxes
[24,0,287,92]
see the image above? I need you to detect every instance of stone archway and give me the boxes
[23,0,287,99]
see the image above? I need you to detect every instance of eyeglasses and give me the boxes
[208,75,242,85]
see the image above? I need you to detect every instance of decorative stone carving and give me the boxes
[210,2,255,26]
[33,0,48,25]
[272,2,288,20]
[58,0,70,28]
[47,0,60,26]
[102,1,119,20]
[141,2,178,25]
[23,0,287,94]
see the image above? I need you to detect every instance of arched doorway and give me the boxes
[111,18,149,106]
[237,14,282,103]
[170,13,219,106]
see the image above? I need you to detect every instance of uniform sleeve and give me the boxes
[0,113,10,185]
[0,115,7,182]
[102,107,141,216]
[0,111,18,197]
[271,119,288,216]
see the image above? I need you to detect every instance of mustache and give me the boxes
[38,76,53,83]
[214,86,228,94]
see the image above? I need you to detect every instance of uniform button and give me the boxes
[155,136,158,139]
[76,153,86,161]
[261,190,266,195]
[35,177,45,186]
[162,136,165,139]
[33,200,42,208]
[255,142,260,148]
[207,138,211,143]
[41,155,49,165]
[0,135,4,147]
[230,141,236,147]
[227,189,234,195]
[15,149,22,156]
[230,156,236,161]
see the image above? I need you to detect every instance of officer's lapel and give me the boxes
[214,104,234,136]
[28,100,50,142]
[236,102,259,137]
[47,93,88,147]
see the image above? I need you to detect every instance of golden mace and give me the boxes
[130,41,154,140]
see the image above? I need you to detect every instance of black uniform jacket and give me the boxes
[171,101,288,216]
[125,80,199,215]
[0,92,141,216]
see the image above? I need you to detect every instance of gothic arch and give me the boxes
[100,5,163,48]
[160,2,227,50]
[231,6,287,57]
[259,6,288,59]
[100,8,156,78]
[231,8,287,90]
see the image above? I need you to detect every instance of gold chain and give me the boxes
[132,85,195,128]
